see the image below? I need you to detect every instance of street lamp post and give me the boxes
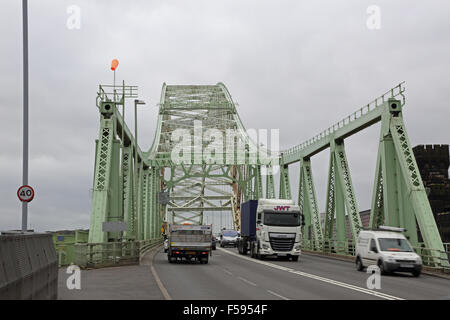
[134,99,145,239]
[22,0,29,231]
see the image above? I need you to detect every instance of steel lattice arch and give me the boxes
[87,81,448,267]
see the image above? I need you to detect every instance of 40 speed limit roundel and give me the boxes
[17,185,35,202]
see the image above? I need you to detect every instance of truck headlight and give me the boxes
[294,245,301,250]
[262,243,270,250]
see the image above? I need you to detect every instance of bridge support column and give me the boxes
[136,161,144,240]
[333,141,362,245]
[122,146,135,240]
[279,164,292,200]
[265,165,276,199]
[324,141,347,253]
[299,158,323,249]
[142,167,150,240]
[149,167,158,239]
[244,165,254,201]
[89,118,118,243]
[369,100,446,265]
[254,165,263,199]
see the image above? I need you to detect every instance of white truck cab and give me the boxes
[254,199,302,261]
[355,226,422,277]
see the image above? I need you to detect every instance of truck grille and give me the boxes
[269,237,294,252]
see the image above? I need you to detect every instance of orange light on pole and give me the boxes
[111,59,119,71]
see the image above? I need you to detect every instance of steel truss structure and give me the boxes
[89,82,277,243]
[88,81,447,266]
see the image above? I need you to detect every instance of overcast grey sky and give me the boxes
[1,0,449,232]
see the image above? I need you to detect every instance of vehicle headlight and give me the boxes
[294,245,301,250]
[262,243,270,249]
[386,256,396,262]
[416,256,422,264]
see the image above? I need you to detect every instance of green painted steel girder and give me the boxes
[279,164,292,200]
[265,166,276,199]
[282,83,406,164]
[299,158,323,245]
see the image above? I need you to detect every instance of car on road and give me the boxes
[355,226,422,277]
[220,229,239,248]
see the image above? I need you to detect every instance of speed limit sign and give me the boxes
[17,185,35,202]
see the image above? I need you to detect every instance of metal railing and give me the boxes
[301,239,450,273]
[74,238,163,268]
[282,82,405,158]
[301,239,356,256]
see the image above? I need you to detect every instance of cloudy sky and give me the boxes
[1,0,449,232]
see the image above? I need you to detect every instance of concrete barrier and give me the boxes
[0,232,58,299]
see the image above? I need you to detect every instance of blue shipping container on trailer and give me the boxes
[240,200,258,238]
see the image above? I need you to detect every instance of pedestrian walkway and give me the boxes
[58,247,164,300]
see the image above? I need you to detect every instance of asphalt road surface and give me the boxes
[153,247,450,300]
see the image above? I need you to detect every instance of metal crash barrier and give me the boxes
[0,232,58,299]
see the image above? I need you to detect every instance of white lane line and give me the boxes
[238,276,257,287]
[267,290,290,300]
[289,270,402,300]
[222,268,233,276]
[150,262,172,300]
[218,248,404,300]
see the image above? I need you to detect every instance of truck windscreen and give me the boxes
[263,211,301,226]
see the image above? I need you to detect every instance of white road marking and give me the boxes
[222,268,233,276]
[218,248,404,300]
[267,290,290,300]
[238,276,257,287]
[149,249,172,300]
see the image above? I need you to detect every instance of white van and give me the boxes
[355,226,422,277]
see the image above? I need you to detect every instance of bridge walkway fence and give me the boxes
[74,238,163,269]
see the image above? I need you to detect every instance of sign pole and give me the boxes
[22,0,29,232]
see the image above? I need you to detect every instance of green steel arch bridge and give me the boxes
[87,81,448,267]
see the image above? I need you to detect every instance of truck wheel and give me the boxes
[291,256,299,262]
[257,245,263,260]
[242,242,248,255]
